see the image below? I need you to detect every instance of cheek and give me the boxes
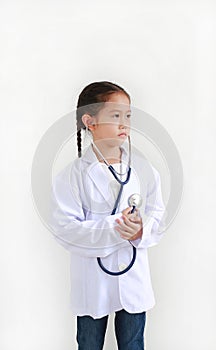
[102,123,116,131]
[95,125,114,138]
[125,118,131,126]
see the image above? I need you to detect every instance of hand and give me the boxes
[115,207,143,241]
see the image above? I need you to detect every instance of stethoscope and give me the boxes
[92,136,142,276]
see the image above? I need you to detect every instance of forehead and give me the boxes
[102,92,131,113]
[106,92,130,104]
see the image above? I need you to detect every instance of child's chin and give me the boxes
[113,139,125,146]
[102,138,127,147]
[117,137,127,144]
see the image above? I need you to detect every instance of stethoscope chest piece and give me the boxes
[128,193,142,213]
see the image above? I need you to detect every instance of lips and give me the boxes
[118,132,127,137]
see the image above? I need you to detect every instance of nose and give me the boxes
[119,116,129,128]
[119,123,126,129]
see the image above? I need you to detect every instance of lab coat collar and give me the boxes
[81,142,129,205]
[81,141,129,164]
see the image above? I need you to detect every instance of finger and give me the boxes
[115,226,134,239]
[116,223,142,240]
[129,217,142,224]
[122,215,141,230]
[122,207,133,216]
[119,219,138,234]
[116,216,141,235]
[116,222,135,235]
[127,212,141,222]
[115,222,140,239]
[123,209,141,221]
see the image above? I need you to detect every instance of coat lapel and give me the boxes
[82,145,113,205]
[81,143,128,205]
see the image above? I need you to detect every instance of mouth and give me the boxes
[118,132,127,137]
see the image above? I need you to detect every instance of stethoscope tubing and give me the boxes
[108,165,131,185]
[97,244,136,276]
[96,137,137,276]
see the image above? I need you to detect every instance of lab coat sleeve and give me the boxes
[48,167,128,258]
[130,166,166,249]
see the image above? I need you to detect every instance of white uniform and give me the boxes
[49,143,166,319]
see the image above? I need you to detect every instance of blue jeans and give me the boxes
[76,309,146,350]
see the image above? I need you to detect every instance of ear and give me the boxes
[81,114,96,130]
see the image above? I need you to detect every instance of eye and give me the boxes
[126,114,131,119]
[113,114,120,118]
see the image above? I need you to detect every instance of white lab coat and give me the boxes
[49,143,166,319]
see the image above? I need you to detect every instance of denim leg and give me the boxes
[114,309,146,350]
[76,314,108,350]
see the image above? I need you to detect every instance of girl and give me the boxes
[50,81,165,350]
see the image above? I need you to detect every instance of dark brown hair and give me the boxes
[76,81,130,157]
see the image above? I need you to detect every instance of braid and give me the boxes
[77,128,82,158]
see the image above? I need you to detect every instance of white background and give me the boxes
[1,0,216,349]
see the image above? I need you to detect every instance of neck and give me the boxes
[91,140,122,164]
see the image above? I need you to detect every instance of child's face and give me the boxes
[92,92,131,147]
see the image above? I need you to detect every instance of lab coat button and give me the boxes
[119,263,127,271]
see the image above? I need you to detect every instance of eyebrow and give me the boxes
[108,109,131,113]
